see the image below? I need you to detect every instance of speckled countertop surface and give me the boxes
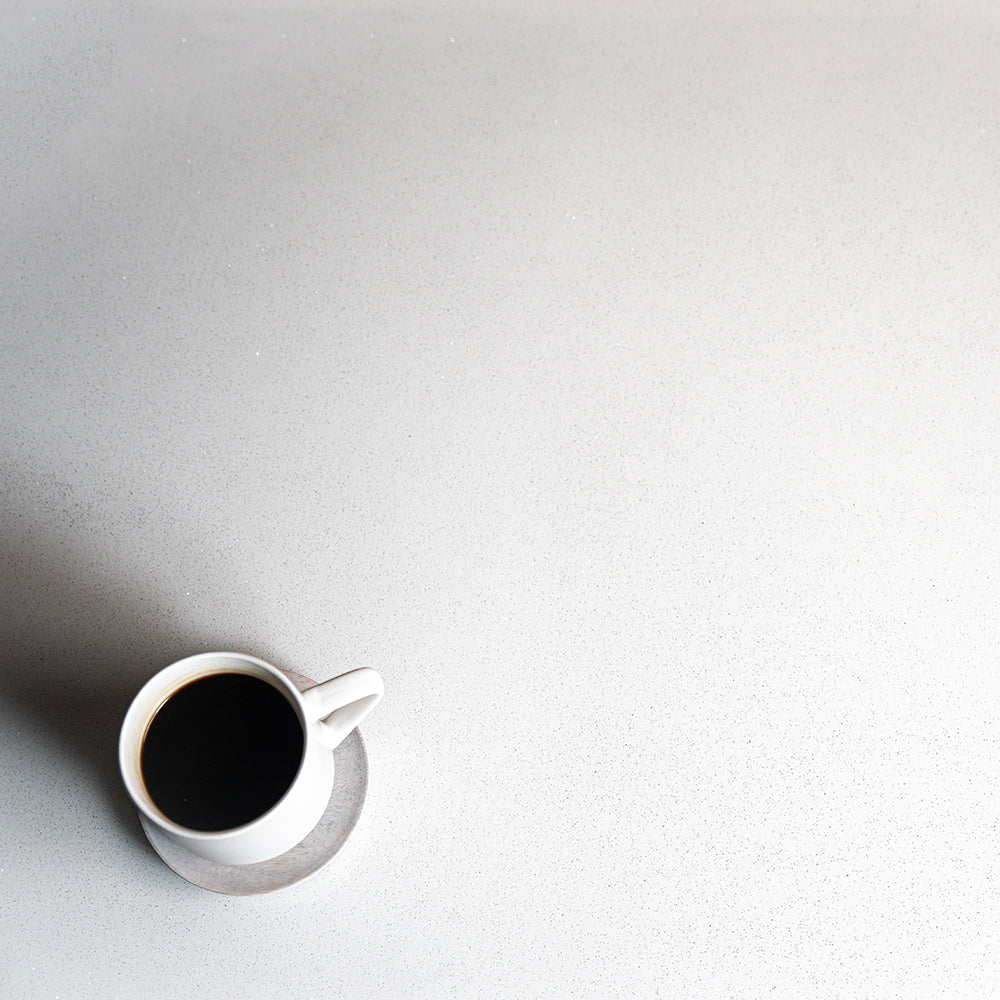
[3,1,1000,996]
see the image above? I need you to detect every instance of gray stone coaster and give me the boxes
[139,670,368,895]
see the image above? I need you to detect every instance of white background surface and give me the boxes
[2,1,1000,996]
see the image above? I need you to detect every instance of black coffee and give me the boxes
[141,672,304,831]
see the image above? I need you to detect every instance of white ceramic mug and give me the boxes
[119,651,383,865]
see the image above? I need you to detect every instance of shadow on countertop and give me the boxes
[0,522,239,859]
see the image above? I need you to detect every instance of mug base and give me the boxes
[137,669,369,895]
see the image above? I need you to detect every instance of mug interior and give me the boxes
[119,653,307,837]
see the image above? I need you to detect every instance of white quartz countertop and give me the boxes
[3,1,1000,996]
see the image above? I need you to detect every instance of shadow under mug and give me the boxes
[119,651,384,865]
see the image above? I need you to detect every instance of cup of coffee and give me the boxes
[118,651,384,865]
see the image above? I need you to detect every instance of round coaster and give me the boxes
[139,669,369,895]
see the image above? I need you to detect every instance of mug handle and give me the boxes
[300,668,384,750]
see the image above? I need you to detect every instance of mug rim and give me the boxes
[118,651,310,842]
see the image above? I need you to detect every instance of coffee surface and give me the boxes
[141,672,304,831]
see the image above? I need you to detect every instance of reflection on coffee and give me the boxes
[140,673,303,832]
